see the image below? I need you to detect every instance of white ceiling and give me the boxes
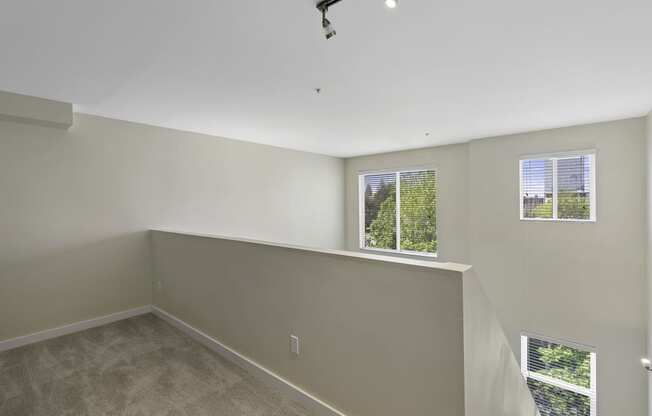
[1,0,651,157]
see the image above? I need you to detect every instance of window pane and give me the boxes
[363,173,396,250]
[527,338,591,388]
[399,171,437,254]
[527,379,590,416]
[522,159,553,218]
[557,156,591,220]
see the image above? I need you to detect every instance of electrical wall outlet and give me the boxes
[157,281,163,291]
[290,335,300,355]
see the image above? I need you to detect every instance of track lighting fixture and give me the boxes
[322,9,336,40]
[316,0,396,40]
[316,0,342,40]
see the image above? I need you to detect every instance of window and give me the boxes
[521,334,597,416]
[520,152,596,221]
[359,169,437,256]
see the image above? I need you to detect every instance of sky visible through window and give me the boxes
[522,157,590,196]
[522,159,552,198]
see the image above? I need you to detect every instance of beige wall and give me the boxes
[0,114,345,341]
[151,230,465,416]
[647,111,652,415]
[0,90,72,129]
[344,142,469,263]
[463,269,538,416]
[469,118,647,416]
[345,117,648,415]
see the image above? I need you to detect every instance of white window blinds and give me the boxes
[521,334,597,416]
[520,152,595,221]
[359,169,437,256]
[362,173,397,250]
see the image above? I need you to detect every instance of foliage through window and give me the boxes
[359,169,437,256]
[520,152,595,221]
[521,334,596,416]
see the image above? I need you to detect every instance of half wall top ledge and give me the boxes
[151,228,472,273]
[0,90,73,130]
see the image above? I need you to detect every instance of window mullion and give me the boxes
[590,154,597,221]
[552,158,558,219]
[519,160,524,220]
[526,371,592,397]
[395,172,401,251]
[520,335,528,378]
[359,175,366,249]
[590,352,597,416]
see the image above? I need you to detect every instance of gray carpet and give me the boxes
[0,314,311,416]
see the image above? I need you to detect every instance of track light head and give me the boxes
[316,0,396,40]
[322,11,336,40]
[316,0,341,40]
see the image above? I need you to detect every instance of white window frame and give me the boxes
[358,168,438,258]
[519,150,597,222]
[520,332,597,416]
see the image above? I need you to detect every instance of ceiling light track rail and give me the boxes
[316,0,397,40]
[316,0,345,12]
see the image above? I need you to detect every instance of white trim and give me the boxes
[358,174,366,250]
[519,218,596,223]
[357,168,438,257]
[360,246,437,259]
[526,371,592,397]
[151,306,348,416]
[520,333,597,416]
[590,349,598,416]
[357,165,437,176]
[0,305,152,352]
[589,153,597,222]
[521,330,597,353]
[520,334,528,378]
[519,151,596,222]
[519,159,525,220]
[395,171,401,251]
[519,149,597,161]
[552,158,559,219]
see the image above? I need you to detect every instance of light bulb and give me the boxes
[385,0,398,9]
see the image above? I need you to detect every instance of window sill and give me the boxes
[520,217,596,223]
[360,246,438,259]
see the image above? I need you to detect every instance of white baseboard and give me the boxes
[151,306,347,416]
[1,304,347,416]
[0,305,152,352]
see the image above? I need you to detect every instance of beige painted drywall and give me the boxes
[344,142,469,263]
[647,110,652,415]
[0,113,345,342]
[469,118,647,416]
[0,90,73,129]
[151,230,465,416]
[463,269,538,416]
[345,117,648,415]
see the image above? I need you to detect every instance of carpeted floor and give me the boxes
[0,314,311,416]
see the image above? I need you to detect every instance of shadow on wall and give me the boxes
[0,231,153,341]
[463,269,539,416]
